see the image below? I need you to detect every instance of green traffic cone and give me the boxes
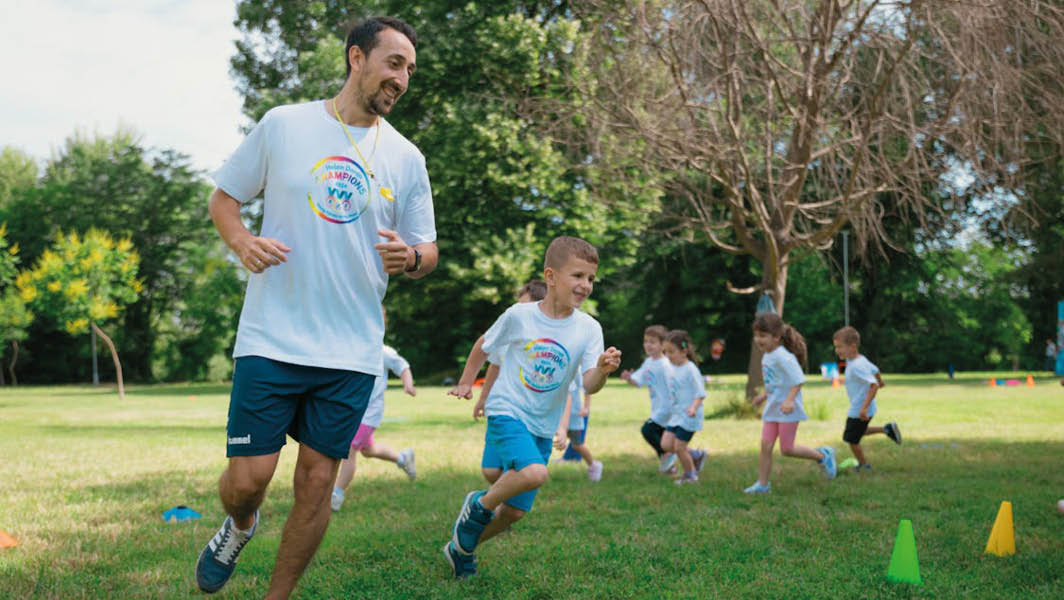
[885,519,922,585]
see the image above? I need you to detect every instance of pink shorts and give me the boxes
[349,424,376,450]
[761,421,799,452]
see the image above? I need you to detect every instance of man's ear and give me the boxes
[347,45,365,75]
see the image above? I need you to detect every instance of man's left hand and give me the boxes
[375,229,412,274]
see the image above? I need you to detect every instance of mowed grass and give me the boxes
[1,372,1062,599]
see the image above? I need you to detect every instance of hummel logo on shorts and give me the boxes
[227,435,251,445]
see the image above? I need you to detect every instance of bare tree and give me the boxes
[541,0,1064,395]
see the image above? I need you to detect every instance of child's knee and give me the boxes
[779,442,798,456]
[496,504,526,524]
[520,464,549,488]
[359,446,374,458]
[482,468,502,484]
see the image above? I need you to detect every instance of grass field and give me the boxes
[1,372,1062,599]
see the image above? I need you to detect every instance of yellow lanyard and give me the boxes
[332,99,381,180]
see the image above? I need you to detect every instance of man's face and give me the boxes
[352,28,416,116]
[643,335,663,358]
[548,256,597,309]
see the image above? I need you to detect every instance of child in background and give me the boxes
[659,330,707,485]
[444,236,621,579]
[474,280,547,485]
[563,375,604,481]
[745,313,836,494]
[331,343,417,511]
[620,325,677,473]
[833,326,901,472]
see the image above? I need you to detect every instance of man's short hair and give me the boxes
[644,325,667,341]
[544,236,599,270]
[517,279,547,301]
[833,326,861,346]
[345,17,418,77]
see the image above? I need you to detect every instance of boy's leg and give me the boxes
[660,431,677,454]
[641,419,665,456]
[480,464,549,510]
[478,505,526,544]
[674,439,694,474]
[848,443,868,465]
[482,468,502,484]
[568,431,594,465]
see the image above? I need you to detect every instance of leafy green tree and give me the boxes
[0,147,38,212]
[17,229,142,398]
[0,223,32,384]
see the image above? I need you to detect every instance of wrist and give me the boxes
[404,246,421,272]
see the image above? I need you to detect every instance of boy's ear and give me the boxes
[543,267,555,287]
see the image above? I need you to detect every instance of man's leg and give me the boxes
[220,453,282,529]
[265,444,341,600]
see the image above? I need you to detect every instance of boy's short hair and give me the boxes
[517,279,547,301]
[544,236,599,270]
[644,324,667,341]
[833,326,861,346]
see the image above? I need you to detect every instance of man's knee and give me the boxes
[224,457,276,499]
[519,464,549,488]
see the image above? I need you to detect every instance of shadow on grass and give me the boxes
[36,423,223,437]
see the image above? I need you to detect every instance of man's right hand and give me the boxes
[231,234,291,274]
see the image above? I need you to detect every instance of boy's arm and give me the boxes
[874,372,885,388]
[399,368,416,396]
[448,335,488,399]
[579,393,591,417]
[858,382,879,420]
[473,363,500,420]
[583,347,622,394]
[554,391,573,450]
[685,395,704,417]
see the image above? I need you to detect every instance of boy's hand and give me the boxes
[781,399,795,414]
[553,428,568,450]
[859,407,869,421]
[620,369,633,382]
[472,398,486,421]
[578,407,590,417]
[875,373,885,388]
[685,405,697,417]
[448,383,473,400]
[404,383,417,397]
[597,347,622,374]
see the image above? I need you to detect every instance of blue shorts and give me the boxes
[568,415,587,432]
[226,356,374,460]
[667,425,696,443]
[484,416,553,512]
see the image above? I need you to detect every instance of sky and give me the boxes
[0,0,247,172]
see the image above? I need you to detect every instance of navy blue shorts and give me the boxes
[667,425,696,443]
[226,356,374,459]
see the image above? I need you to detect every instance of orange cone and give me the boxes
[1026,374,1034,387]
[832,376,841,389]
[0,530,17,548]
[989,378,997,387]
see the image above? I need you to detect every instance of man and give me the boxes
[195,17,436,599]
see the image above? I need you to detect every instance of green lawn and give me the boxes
[1,372,1062,599]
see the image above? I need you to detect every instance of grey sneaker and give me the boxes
[743,480,771,494]
[818,446,838,479]
[659,453,678,473]
[884,422,902,445]
[398,448,417,480]
[588,460,603,482]
[330,487,344,512]
[195,512,258,594]
[674,474,699,485]
[443,541,477,579]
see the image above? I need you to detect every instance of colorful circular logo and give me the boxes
[519,338,571,393]
[307,156,371,224]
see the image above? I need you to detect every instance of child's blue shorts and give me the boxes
[483,415,553,512]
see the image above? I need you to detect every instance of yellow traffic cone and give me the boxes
[985,501,1016,556]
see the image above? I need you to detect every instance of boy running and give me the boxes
[832,326,900,471]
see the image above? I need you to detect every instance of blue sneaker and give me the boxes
[818,446,838,480]
[452,490,492,555]
[443,541,477,579]
[195,512,258,593]
[743,481,771,494]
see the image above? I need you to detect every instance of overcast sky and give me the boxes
[0,0,248,172]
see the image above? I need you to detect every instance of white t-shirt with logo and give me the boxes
[844,354,880,419]
[361,345,411,429]
[629,356,673,426]
[213,100,436,375]
[666,360,707,432]
[568,376,586,431]
[761,346,807,422]
[482,302,604,439]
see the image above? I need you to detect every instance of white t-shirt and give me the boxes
[844,354,880,419]
[761,346,807,422]
[1048,343,1058,358]
[361,345,411,429]
[213,100,436,375]
[629,356,672,425]
[482,302,604,439]
[666,360,707,432]
[568,377,586,431]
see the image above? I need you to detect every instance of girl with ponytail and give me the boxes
[660,330,708,485]
[744,314,837,494]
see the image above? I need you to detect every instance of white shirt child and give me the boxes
[629,356,673,426]
[482,302,604,439]
[666,361,707,432]
[761,346,807,422]
[360,345,411,429]
[844,354,880,419]
[213,100,436,376]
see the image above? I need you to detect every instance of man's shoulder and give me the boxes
[260,101,322,124]
[381,119,425,162]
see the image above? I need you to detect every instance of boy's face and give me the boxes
[546,256,597,309]
[643,335,663,358]
[663,341,685,366]
[753,330,780,353]
[833,338,858,360]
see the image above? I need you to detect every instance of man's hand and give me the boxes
[553,428,568,451]
[448,383,473,400]
[473,398,486,421]
[374,229,412,274]
[231,234,291,274]
[597,347,622,374]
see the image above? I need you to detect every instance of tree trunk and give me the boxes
[91,322,125,401]
[7,341,16,386]
[744,260,789,399]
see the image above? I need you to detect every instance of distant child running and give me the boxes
[331,343,418,511]
[832,326,900,471]
[620,325,678,473]
[745,314,837,494]
[659,330,707,485]
[563,375,604,481]
[444,236,621,578]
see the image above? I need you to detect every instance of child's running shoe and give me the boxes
[884,422,902,445]
[397,448,417,480]
[330,487,344,512]
[674,473,699,485]
[195,511,258,593]
[857,463,873,473]
[817,446,838,479]
[691,449,707,473]
[443,541,477,579]
[743,481,771,494]
[658,453,678,473]
[452,490,493,555]
[588,460,603,482]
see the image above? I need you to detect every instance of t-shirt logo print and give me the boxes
[307,156,372,224]
[519,338,571,393]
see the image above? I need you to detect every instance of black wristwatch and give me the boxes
[405,247,422,272]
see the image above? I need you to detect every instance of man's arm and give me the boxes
[208,188,290,273]
[374,229,437,278]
